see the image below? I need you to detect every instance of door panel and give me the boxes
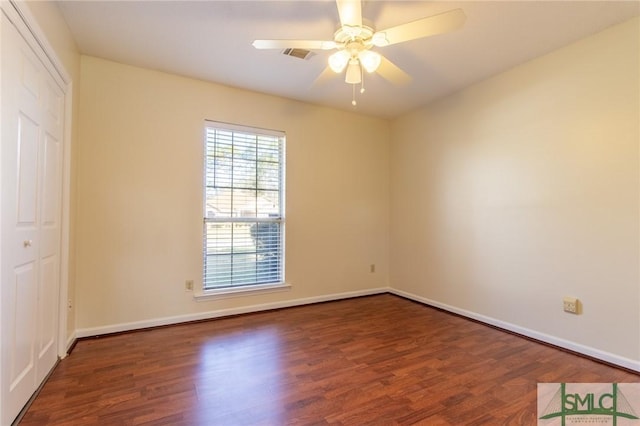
[16,113,40,227]
[9,264,37,395]
[19,46,40,102]
[42,132,60,226]
[37,254,58,380]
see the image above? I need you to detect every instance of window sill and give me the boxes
[194,282,291,301]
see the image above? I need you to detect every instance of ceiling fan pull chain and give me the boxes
[352,84,357,106]
[360,65,365,94]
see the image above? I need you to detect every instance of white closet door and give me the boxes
[34,48,64,388]
[1,10,64,425]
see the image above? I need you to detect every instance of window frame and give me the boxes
[197,120,289,299]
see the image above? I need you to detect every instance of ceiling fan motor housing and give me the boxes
[333,24,375,44]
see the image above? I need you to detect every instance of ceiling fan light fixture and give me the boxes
[345,59,361,84]
[328,50,350,73]
[359,50,381,73]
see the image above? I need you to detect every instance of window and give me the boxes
[203,121,285,292]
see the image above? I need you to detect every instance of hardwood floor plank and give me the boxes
[19,294,639,425]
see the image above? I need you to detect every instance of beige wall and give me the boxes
[25,1,81,344]
[390,18,639,363]
[76,56,390,330]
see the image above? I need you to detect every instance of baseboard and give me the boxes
[64,331,77,357]
[389,288,640,373]
[75,287,391,338]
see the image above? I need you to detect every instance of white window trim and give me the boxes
[194,282,291,301]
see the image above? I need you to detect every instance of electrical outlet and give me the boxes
[370,264,375,273]
[563,296,579,314]
[185,280,194,292]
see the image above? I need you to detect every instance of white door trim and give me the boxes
[1,0,73,358]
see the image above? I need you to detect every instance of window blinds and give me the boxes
[203,122,284,289]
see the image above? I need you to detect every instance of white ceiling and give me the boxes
[56,1,639,118]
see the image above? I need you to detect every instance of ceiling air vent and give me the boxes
[282,48,315,60]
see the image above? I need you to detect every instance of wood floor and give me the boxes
[19,294,639,425]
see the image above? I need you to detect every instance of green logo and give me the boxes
[539,383,639,425]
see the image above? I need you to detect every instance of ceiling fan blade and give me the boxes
[372,8,466,47]
[336,0,362,28]
[253,40,336,50]
[376,56,412,86]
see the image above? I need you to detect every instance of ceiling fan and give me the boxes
[252,0,466,105]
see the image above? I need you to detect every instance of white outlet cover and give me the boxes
[563,296,579,313]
